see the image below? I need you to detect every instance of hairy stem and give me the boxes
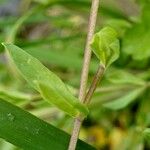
[68,0,100,150]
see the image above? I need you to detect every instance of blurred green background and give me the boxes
[0,0,150,149]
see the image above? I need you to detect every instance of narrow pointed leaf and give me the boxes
[91,26,120,67]
[0,88,32,103]
[2,43,88,118]
[0,99,95,150]
[103,87,145,110]
[106,69,146,86]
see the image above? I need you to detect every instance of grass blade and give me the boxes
[0,98,95,150]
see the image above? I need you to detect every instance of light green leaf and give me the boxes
[33,0,50,5]
[103,87,144,110]
[91,26,120,67]
[38,82,87,118]
[0,139,18,150]
[143,128,150,140]
[122,3,150,60]
[105,19,131,37]
[122,26,150,61]
[0,88,32,103]
[106,69,145,86]
[2,43,88,118]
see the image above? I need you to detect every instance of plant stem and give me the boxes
[78,0,100,103]
[68,0,100,150]
[84,64,105,105]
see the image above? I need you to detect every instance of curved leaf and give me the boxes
[91,26,120,67]
[2,43,88,118]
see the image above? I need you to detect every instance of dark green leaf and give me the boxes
[0,98,95,150]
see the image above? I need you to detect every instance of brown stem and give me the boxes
[68,0,100,150]
[84,64,105,105]
[78,0,100,103]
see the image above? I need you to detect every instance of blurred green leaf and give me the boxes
[0,139,19,150]
[91,27,120,67]
[0,87,32,103]
[33,0,50,5]
[143,128,150,140]
[105,19,131,37]
[3,43,88,118]
[106,69,145,86]
[137,0,150,5]
[136,98,150,126]
[122,3,150,60]
[23,44,97,73]
[116,128,144,150]
[103,87,145,110]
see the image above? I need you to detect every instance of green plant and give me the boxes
[0,0,150,150]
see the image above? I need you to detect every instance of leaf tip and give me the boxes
[1,42,12,49]
[1,42,6,47]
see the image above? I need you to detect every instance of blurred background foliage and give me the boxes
[0,0,150,149]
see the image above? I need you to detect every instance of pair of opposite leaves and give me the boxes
[3,27,120,118]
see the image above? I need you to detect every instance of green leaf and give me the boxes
[91,26,120,67]
[33,0,50,5]
[136,98,150,126]
[106,69,145,86]
[122,25,150,61]
[0,87,32,103]
[38,82,88,118]
[143,128,150,140]
[105,19,131,37]
[24,45,97,73]
[0,98,95,150]
[2,43,88,118]
[103,87,145,110]
[0,139,18,150]
[122,3,150,60]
